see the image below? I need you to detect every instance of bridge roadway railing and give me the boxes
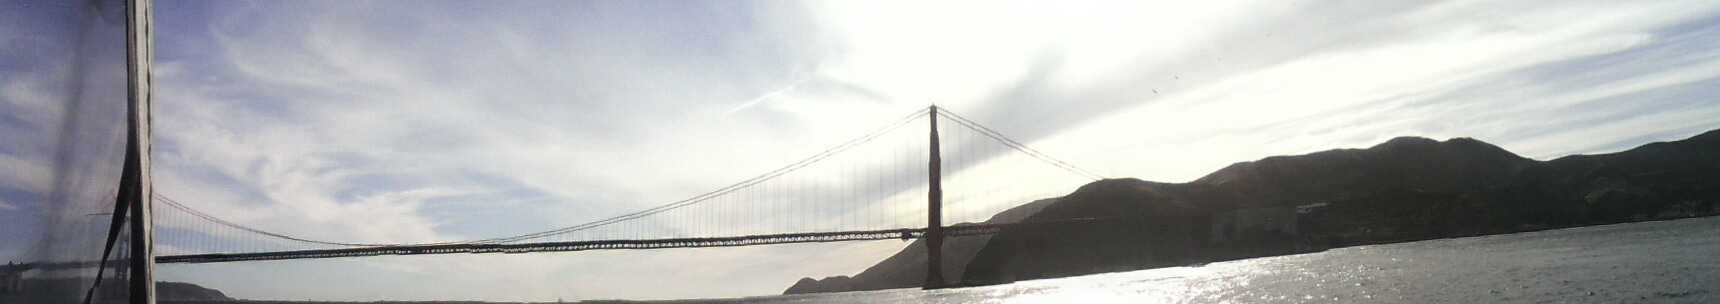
[155,216,1191,264]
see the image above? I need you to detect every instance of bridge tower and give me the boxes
[925,105,947,289]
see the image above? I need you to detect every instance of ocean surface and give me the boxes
[188,217,1720,304]
[689,216,1720,303]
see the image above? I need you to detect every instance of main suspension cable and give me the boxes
[473,107,931,244]
[935,110,1104,180]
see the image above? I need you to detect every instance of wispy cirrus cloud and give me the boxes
[1000,0,1720,182]
[146,0,896,300]
[7,0,1714,301]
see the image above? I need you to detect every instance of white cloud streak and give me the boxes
[119,0,1720,301]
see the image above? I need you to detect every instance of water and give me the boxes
[714,216,1720,303]
[169,217,1720,303]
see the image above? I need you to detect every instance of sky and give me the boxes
[4,0,1720,301]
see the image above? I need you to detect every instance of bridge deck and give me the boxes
[154,216,1183,264]
[157,225,1001,264]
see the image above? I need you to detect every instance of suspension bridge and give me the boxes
[145,106,1107,287]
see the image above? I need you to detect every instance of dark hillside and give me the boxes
[787,128,1720,292]
[782,198,1059,294]
[958,130,1720,286]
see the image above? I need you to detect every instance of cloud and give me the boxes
[982,0,1720,183]
[726,77,807,116]
[146,1,924,301]
[0,150,53,196]
[128,0,1720,301]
